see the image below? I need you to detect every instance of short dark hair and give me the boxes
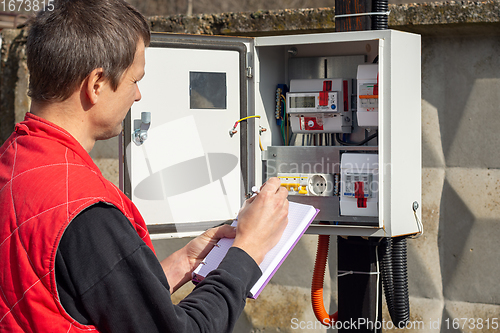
[27,0,150,102]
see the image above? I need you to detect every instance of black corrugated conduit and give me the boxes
[379,237,410,328]
[372,0,388,30]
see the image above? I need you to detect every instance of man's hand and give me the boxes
[232,177,289,265]
[161,177,288,292]
[184,225,236,269]
[160,224,236,293]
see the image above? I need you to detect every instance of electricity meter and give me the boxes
[287,78,352,133]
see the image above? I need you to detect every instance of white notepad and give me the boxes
[192,201,319,299]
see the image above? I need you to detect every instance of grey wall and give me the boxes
[414,33,500,331]
[1,2,499,332]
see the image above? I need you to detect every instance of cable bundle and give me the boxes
[379,237,410,328]
[372,0,389,30]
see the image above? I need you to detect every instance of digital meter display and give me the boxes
[290,96,315,109]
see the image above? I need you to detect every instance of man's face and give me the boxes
[91,42,146,141]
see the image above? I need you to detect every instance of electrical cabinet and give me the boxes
[120,30,421,239]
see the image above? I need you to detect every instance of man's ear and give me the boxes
[85,68,106,105]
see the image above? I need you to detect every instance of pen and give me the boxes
[250,185,260,198]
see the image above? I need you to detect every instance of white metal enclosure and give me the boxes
[120,30,421,239]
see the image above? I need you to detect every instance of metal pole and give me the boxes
[335,0,372,32]
[337,237,382,332]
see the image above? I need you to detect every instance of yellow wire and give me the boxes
[236,115,261,123]
[233,115,264,150]
[280,94,286,105]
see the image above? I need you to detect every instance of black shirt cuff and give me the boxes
[214,247,262,296]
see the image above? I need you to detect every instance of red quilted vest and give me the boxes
[0,113,155,332]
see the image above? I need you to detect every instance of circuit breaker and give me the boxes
[357,64,379,128]
[340,153,378,217]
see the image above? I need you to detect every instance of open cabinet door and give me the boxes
[121,33,253,239]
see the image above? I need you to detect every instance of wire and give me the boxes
[231,115,261,134]
[335,131,378,146]
[286,111,289,146]
[409,210,424,239]
[230,115,266,151]
[337,270,380,277]
[276,94,288,145]
[280,123,286,145]
[280,95,289,146]
[375,244,380,326]
[230,115,261,137]
[236,115,261,123]
[280,94,286,105]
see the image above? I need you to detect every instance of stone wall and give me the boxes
[0,28,28,143]
[147,0,500,36]
[1,2,499,332]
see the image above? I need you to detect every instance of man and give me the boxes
[0,1,288,332]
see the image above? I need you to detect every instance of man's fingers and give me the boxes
[203,224,237,242]
[277,185,289,198]
[278,198,289,224]
[283,197,290,211]
[217,224,237,239]
[259,177,282,194]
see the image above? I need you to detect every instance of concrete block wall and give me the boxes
[1,2,499,331]
[413,33,500,332]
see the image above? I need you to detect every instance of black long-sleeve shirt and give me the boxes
[55,203,261,333]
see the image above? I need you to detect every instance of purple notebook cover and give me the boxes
[192,206,320,299]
